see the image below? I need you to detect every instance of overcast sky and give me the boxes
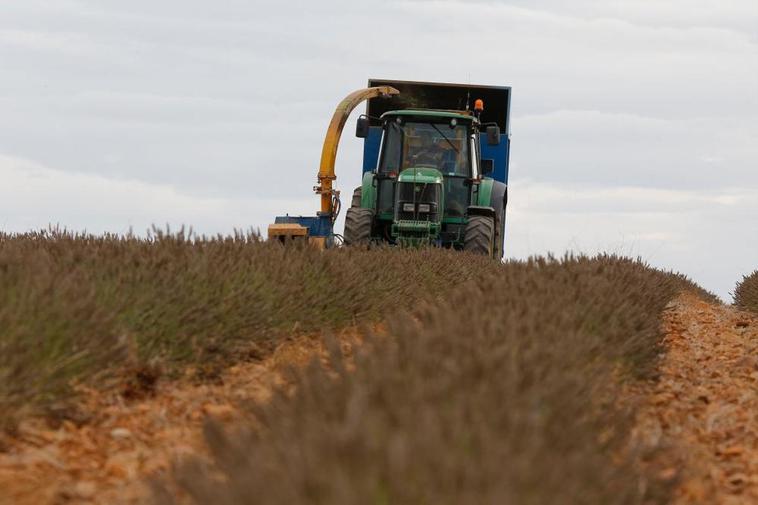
[1,0,756,299]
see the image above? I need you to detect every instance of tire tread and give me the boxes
[463,215,495,256]
[344,207,373,245]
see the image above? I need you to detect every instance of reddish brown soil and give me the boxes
[0,334,335,505]
[633,294,758,504]
[1,297,757,505]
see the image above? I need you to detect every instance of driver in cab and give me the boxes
[407,131,447,167]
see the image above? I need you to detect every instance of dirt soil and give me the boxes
[0,333,346,505]
[1,296,757,505]
[633,293,758,504]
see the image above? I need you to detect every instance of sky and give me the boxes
[1,0,756,299]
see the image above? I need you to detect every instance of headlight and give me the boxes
[402,203,415,212]
[418,203,431,213]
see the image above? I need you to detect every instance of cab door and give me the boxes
[441,135,476,219]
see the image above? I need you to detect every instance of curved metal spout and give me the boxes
[316,85,399,214]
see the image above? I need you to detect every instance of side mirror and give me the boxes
[356,116,370,138]
[481,158,494,175]
[486,125,500,146]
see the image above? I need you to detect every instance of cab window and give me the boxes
[379,120,471,176]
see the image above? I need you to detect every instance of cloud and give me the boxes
[516,110,758,189]
[507,178,758,299]
[0,0,756,299]
[0,154,311,235]
[482,0,758,35]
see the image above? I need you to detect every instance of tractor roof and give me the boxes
[380,109,476,123]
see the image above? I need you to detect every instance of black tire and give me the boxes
[464,215,495,256]
[350,186,362,208]
[344,207,374,245]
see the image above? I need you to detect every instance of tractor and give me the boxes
[268,79,511,257]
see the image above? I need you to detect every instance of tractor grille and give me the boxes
[396,182,440,222]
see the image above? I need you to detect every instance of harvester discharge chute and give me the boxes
[267,86,399,248]
[269,79,511,258]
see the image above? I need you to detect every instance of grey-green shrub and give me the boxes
[0,229,495,428]
[160,255,712,505]
[734,270,758,313]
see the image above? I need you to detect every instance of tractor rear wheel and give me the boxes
[344,207,374,245]
[464,215,495,256]
[350,186,362,208]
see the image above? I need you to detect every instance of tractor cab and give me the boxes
[378,111,478,246]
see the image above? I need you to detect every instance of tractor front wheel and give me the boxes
[463,215,495,256]
[344,207,374,245]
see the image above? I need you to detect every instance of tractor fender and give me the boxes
[476,178,507,212]
[488,181,508,257]
[475,179,508,257]
[488,180,508,222]
[466,205,497,219]
[475,178,494,208]
[359,171,377,210]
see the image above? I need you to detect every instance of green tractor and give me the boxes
[268,79,510,255]
[344,101,509,257]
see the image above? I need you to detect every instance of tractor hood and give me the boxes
[397,166,443,185]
